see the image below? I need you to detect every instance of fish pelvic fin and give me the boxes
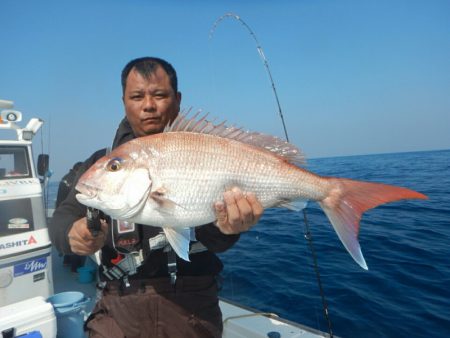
[163,227,191,262]
[319,178,427,270]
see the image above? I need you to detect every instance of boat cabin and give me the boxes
[0,99,52,307]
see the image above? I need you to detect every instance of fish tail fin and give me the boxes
[318,178,427,270]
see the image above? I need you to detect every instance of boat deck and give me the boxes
[51,249,331,338]
[51,249,97,314]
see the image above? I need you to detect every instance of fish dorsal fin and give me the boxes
[165,110,306,166]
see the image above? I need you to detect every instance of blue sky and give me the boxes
[1,0,449,180]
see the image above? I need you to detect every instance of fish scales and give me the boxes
[135,132,323,226]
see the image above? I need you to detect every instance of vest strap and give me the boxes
[101,223,208,286]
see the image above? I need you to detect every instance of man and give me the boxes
[49,57,263,338]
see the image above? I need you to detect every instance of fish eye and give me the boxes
[106,158,123,172]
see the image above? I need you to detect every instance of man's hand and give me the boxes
[214,187,264,235]
[68,217,108,255]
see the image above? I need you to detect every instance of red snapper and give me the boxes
[75,113,427,268]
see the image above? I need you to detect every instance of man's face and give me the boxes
[123,66,181,137]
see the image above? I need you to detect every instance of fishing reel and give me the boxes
[86,207,105,237]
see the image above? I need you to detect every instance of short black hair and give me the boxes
[121,57,178,94]
[72,162,83,171]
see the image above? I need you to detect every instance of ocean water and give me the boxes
[46,149,450,337]
[218,149,450,338]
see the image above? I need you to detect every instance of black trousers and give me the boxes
[85,276,222,338]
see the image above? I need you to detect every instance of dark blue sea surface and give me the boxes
[46,150,450,337]
[217,149,450,338]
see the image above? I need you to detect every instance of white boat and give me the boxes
[0,100,332,338]
[0,99,55,337]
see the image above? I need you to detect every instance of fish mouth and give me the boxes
[75,181,99,200]
[75,181,128,214]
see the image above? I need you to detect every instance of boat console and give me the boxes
[0,99,54,336]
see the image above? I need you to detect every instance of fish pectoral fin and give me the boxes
[150,187,176,208]
[150,187,186,212]
[277,199,309,212]
[163,227,191,262]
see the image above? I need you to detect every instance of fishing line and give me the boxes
[303,210,333,337]
[209,13,334,337]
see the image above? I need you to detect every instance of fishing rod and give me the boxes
[209,13,290,142]
[209,13,334,337]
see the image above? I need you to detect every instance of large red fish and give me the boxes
[76,113,427,268]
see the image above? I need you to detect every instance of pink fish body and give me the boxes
[76,113,427,267]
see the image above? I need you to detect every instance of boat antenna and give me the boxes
[209,13,334,337]
[39,120,50,211]
[46,114,52,209]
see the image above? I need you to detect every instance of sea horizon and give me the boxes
[308,147,449,161]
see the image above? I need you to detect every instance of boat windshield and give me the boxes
[0,146,32,180]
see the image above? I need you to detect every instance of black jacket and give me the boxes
[48,118,239,278]
[55,164,81,208]
[55,170,75,209]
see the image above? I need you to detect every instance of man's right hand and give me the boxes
[68,217,108,255]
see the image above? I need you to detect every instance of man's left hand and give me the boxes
[214,187,264,235]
